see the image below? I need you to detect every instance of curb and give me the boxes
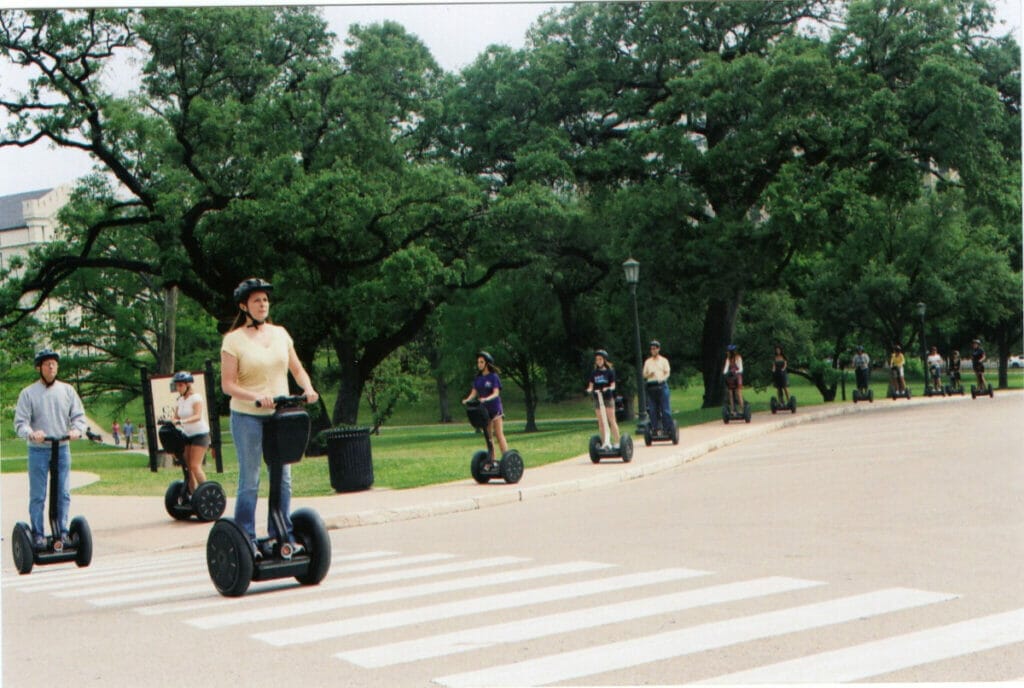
[320,392,979,531]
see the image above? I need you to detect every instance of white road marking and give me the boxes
[253,567,711,647]
[339,576,824,668]
[134,554,551,616]
[55,551,443,598]
[86,552,457,607]
[701,608,1024,683]
[188,556,536,628]
[433,587,958,687]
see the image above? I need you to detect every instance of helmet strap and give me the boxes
[241,307,265,329]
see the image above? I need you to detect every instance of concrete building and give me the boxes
[0,185,72,277]
[0,185,73,321]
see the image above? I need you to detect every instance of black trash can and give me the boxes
[323,427,374,492]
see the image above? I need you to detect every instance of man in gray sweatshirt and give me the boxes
[14,348,87,548]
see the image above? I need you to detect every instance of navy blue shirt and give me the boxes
[589,367,616,391]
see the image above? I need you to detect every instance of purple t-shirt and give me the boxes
[473,372,504,418]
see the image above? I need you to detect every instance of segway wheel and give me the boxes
[164,480,191,521]
[789,396,797,413]
[988,385,994,398]
[721,404,730,424]
[470,450,490,484]
[743,402,752,423]
[207,519,254,597]
[589,435,602,463]
[193,481,227,522]
[499,450,524,484]
[668,419,679,445]
[852,390,860,403]
[11,522,34,575]
[868,389,874,402]
[644,425,653,445]
[291,508,331,586]
[770,397,778,414]
[69,516,92,568]
[620,434,634,462]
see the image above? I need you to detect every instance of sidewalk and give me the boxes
[1,392,996,554]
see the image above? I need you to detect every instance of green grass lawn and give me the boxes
[3,370,1020,497]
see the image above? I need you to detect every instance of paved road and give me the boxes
[3,394,1022,686]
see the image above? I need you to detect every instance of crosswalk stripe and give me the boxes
[433,587,958,687]
[189,556,534,628]
[339,576,824,668]
[134,554,559,616]
[86,552,457,607]
[5,552,201,591]
[55,551,445,599]
[701,607,1024,683]
[252,567,711,647]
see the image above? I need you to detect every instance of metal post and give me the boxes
[917,302,927,387]
[630,282,648,433]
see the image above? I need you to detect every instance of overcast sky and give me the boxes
[0,1,1019,197]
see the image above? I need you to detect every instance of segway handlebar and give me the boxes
[42,435,72,443]
[256,395,309,408]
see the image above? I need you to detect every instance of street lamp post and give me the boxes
[916,301,927,383]
[623,258,648,433]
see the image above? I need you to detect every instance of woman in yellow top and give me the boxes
[221,278,319,558]
[889,344,907,394]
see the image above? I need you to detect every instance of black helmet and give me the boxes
[594,349,610,360]
[649,340,661,348]
[856,345,864,352]
[233,278,273,305]
[477,351,494,365]
[34,348,60,366]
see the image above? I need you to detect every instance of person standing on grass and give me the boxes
[112,419,121,446]
[124,418,134,449]
[13,348,87,549]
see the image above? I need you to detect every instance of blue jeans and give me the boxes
[28,442,70,537]
[230,411,292,542]
[646,382,672,430]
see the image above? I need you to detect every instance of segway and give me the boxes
[588,390,633,463]
[887,369,911,400]
[924,364,946,397]
[11,436,92,575]
[721,374,752,423]
[643,381,679,445]
[157,420,226,522]
[206,396,331,597]
[943,368,964,396]
[464,400,524,484]
[852,367,874,403]
[970,381,994,399]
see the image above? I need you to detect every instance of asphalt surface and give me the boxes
[2,390,1005,554]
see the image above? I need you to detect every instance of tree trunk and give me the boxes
[435,375,452,423]
[700,294,742,408]
[332,342,365,426]
[157,285,177,374]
